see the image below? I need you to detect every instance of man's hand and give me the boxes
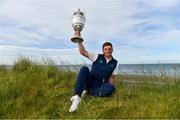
[78,42,89,58]
[109,74,116,84]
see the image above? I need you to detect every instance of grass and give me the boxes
[0,58,179,119]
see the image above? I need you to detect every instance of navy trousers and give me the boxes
[74,66,115,97]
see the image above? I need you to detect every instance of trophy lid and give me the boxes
[73,9,84,16]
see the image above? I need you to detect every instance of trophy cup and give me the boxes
[71,9,86,43]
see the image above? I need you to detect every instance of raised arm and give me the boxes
[78,42,89,58]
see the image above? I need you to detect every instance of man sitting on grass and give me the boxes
[69,42,118,112]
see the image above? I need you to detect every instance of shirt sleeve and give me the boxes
[112,63,118,75]
[88,51,98,62]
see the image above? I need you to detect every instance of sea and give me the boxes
[57,63,180,77]
[1,64,180,77]
[117,64,180,76]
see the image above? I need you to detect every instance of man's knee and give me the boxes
[80,66,89,73]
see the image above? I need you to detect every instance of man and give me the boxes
[69,42,118,112]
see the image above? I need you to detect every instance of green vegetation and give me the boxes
[0,58,179,119]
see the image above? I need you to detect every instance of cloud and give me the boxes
[1,0,180,64]
[145,0,179,9]
[0,45,91,65]
[0,16,73,49]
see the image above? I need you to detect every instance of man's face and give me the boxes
[103,45,113,57]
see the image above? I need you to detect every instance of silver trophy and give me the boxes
[71,9,86,43]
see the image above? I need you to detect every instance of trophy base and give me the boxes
[71,36,83,43]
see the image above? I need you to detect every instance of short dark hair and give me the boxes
[102,42,113,49]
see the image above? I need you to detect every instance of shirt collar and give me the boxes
[104,56,113,63]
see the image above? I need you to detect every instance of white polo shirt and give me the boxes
[88,51,118,75]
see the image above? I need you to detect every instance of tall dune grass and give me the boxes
[0,58,179,119]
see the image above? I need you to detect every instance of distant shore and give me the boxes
[1,63,180,77]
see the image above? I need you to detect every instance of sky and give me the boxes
[0,0,180,65]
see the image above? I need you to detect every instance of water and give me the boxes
[1,64,180,76]
[118,64,180,76]
[57,63,180,76]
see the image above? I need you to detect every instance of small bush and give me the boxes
[13,57,33,73]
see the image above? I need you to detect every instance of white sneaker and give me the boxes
[69,95,81,112]
[81,90,87,97]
